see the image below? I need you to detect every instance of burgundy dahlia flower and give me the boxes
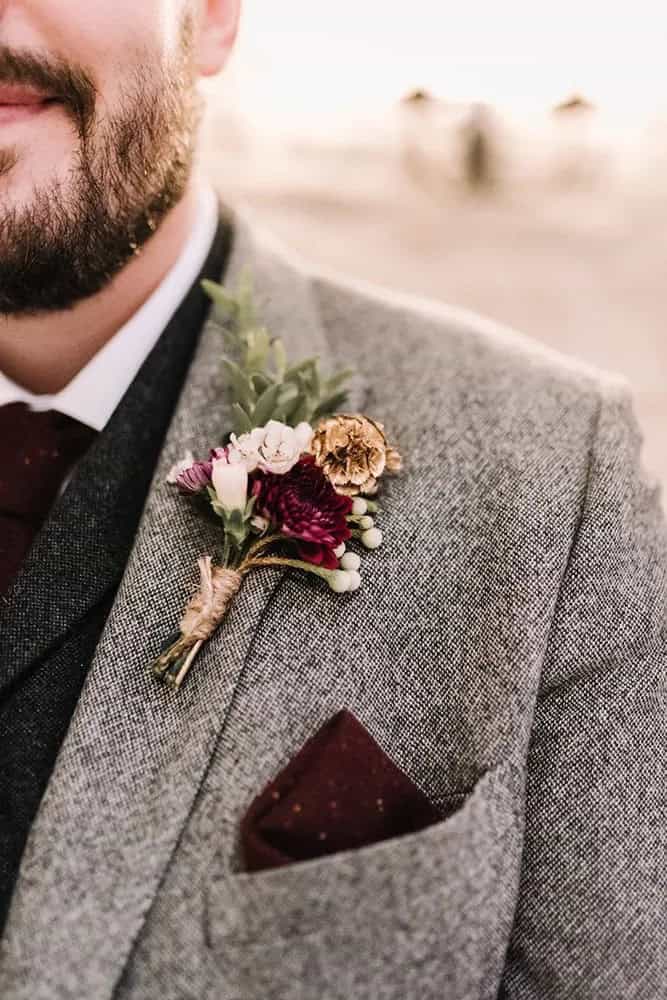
[252,455,353,569]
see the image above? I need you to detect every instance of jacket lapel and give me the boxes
[0,212,233,697]
[0,212,363,998]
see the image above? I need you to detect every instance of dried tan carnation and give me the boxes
[309,413,402,496]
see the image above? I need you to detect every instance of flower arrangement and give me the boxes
[150,277,401,690]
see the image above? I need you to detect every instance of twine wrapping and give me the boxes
[179,556,242,641]
[151,556,243,689]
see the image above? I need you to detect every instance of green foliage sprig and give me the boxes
[202,274,353,437]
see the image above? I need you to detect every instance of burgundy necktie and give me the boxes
[0,402,97,598]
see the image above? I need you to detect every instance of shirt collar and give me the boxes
[0,183,220,432]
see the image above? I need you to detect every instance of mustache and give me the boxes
[0,46,96,135]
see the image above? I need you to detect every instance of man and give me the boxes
[0,3,664,999]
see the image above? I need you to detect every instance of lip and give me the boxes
[0,103,55,125]
[0,84,56,105]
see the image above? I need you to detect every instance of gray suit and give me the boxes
[0,212,664,999]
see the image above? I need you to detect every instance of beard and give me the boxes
[0,16,202,317]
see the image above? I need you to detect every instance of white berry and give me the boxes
[329,570,351,593]
[340,551,361,572]
[333,542,346,558]
[359,515,374,530]
[352,498,368,516]
[361,528,383,550]
[347,570,362,591]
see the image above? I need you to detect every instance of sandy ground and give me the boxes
[202,135,667,492]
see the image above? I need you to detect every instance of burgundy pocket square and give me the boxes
[240,708,442,873]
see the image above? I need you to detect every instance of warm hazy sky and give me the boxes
[228,2,667,125]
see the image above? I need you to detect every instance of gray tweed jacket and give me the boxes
[0,212,665,1000]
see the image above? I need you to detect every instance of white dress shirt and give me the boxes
[0,183,220,432]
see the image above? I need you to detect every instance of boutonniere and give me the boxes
[150,276,401,690]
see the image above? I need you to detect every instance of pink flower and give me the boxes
[252,455,353,569]
[175,459,213,494]
[172,446,231,495]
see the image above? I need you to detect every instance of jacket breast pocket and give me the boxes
[204,756,524,1000]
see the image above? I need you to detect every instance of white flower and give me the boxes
[228,427,265,472]
[294,421,314,452]
[231,420,313,476]
[211,456,248,512]
[166,450,195,485]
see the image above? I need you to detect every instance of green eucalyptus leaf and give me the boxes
[289,397,313,426]
[221,327,240,356]
[284,357,318,382]
[285,394,310,427]
[245,327,271,371]
[277,382,300,410]
[273,338,287,379]
[311,389,349,422]
[231,403,254,436]
[237,272,256,329]
[324,368,355,393]
[283,393,304,421]
[250,371,272,394]
[201,279,239,319]
[311,362,322,400]
[211,277,353,440]
[251,383,283,427]
[221,359,256,411]
[295,370,312,396]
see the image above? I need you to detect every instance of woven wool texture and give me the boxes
[0,211,665,1000]
[0,215,233,934]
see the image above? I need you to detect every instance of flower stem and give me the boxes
[167,639,204,691]
[152,634,191,679]
[240,555,338,584]
[242,532,285,562]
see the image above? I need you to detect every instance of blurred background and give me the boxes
[199,1,667,487]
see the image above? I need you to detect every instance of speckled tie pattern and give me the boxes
[0,402,96,598]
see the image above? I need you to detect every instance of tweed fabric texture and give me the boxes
[0,213,664,1000]
[0,213,232,935]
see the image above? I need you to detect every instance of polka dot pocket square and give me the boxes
[240,708,443,872]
